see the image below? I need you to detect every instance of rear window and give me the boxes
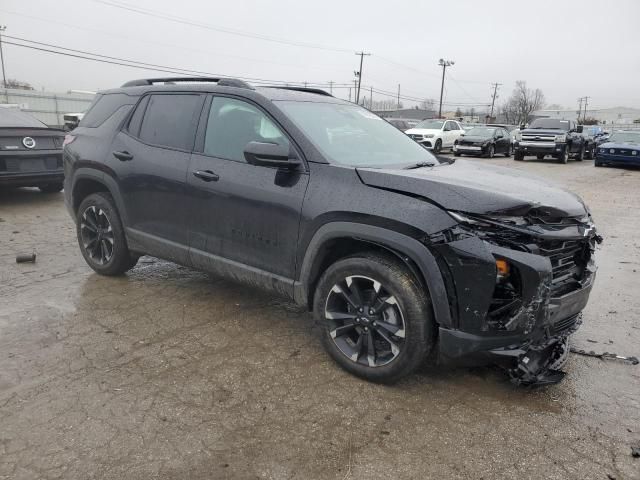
[138,94,202,150]
[80,93,136,128]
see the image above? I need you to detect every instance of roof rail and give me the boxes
[264,86,332,97]
[120,77,254,90]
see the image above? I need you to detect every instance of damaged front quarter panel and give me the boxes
[424,213,600,386]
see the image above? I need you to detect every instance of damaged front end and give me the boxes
[425,208,602,386]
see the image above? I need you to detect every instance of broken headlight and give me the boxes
[447,211,528,228]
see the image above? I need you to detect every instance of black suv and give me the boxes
[515,118,586,163]
[64,77,600,385]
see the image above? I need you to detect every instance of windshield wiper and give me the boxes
[405,161,436,169]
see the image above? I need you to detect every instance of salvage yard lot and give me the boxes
[1,157,639,479]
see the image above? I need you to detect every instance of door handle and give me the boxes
[193,170,219,182]
[113,150,133,161]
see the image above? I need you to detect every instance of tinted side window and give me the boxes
[139,94,202,150]
[127,96,150,137]
[80,93,136,128]
[450,122,460,131]
[204,97,289,162]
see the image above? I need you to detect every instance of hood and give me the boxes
[356,159,587,217]
[405,128,441,135]
[459,135,491,143]
[599,141,640,150]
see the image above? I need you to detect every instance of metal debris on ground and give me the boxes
[631,446,640,458]
[15,253,36,263]
[570,348,639,365]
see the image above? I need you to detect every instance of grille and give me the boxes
[410,134,423,141]
[537,239,589,295]
[551,314,579,335]
[521,134,556,142]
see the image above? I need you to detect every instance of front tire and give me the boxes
[558,147,569,164]
[514,151,524,161]
[504,144,513,157]
[38,182,63,193]
[487,144,495,158]
[76,192,138,276]
[313,253,435,383]
[575,145,585,161]
[433,139,442,154]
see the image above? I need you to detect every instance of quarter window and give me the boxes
[138,94,202,150]
[204,97,289,162]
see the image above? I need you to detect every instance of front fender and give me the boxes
[293,222,453,329]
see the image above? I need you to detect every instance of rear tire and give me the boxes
[76,192,138,276]
[38,182,63,193]
[313,253,435,384]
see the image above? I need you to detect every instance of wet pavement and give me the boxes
[1,157,639,480]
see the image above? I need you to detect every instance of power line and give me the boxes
[91,0,353,54]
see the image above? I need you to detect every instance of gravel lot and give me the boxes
[1,156,639,480]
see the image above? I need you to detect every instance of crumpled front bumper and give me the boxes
[432,235,596,385]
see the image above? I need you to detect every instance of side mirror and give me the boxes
[244,141,300,169]
[496,133,504,138]
[519,124,526,130]
[576,125,584,133]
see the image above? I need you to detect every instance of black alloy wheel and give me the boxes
[314,253,434,383]
[487,144,495,158]
[505,144,513,157]
[80,205,115,265]
[559,147,569,164]
[76,192,139,275]
[324,275,406,368]
[433,139,442,154]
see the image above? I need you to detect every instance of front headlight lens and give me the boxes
[424,134,435,138]
[555,134,567,143]
[610,149,615,154]
[633,151,638,156]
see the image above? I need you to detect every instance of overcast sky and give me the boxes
[1,0,639,111]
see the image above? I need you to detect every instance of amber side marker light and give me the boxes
[496,259,510,279]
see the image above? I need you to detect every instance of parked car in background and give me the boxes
[580,126,604,159]
[0,108,65,192]
[454,126,512,157]
[405,119,464,153]
[486,123,519,144]
[594,130,640,168]
[386,118,418,131]
[63,76,600,386]
[595,130,611,145]
[514,118,586,163]
[63,113,85,131]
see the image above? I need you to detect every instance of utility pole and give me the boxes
[354,51,371,105]
[583,96,590,122]
[438,58,455,118]
[353,79,358,104]
[328,81,333,95]
[577,97,584,123]
[397,84,401,109]
[0,26,7,90]
[489,82,502,122]
[370,86,373,110]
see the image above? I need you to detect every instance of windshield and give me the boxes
[415,119,444,129]
[608,132,640,144]
[529,118,570,130]
[276,101,438,168]
[465,127,496,137]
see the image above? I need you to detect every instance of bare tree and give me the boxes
[419,98,436,111]
[4,79,34,90]
[371,99,403,111]
[500,81,545,125]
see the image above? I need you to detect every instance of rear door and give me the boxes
[110,92,204,263]
[186,95,308,286]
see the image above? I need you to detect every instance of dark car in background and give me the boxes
[580,126,605,159]
[514,118,586,163]
[63,77,599,386]
[0,108,65,192]
[386,118,418,131]
[595,130,640,168]
[453,126,512,157]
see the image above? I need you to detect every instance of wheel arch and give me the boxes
[294,222,453,329]
[70,169,129,226]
